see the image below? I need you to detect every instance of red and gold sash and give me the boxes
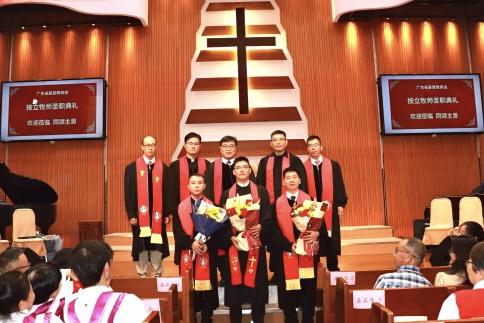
[304,157,334,230]
[266,153,290,204]
[179,156,207,202]
[227,181,260,288]
[178,196,213,291]
[136,157,164,244]
[276,190,315,290]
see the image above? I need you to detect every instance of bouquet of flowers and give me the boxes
[225,194,261,251]
[291,200,330,256]
[193,200,228,243]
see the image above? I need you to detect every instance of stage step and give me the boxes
[340,225,394,240]
[341,237,401,256]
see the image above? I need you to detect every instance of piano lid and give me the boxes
[0,163,58,204]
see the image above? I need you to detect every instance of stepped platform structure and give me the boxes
[172,0,309,160]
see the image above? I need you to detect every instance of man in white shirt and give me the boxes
[64,240,150,323]
[438,241,484,320]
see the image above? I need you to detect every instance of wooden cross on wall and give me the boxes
[207,7,276,114]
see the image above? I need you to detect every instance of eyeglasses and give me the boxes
[271,138,286,143]
[186,142,200,147]
[307,143,321,148]
[394,247,415,258]
[142,144,156,148]
[221,144,236,149]
[14,263,31,271]
[465,260,473,265]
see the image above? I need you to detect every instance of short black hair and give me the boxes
[0,247,25,274]
[219,135,237,145]
[282,166,301,178]
[461,221,484,241]
[50,248,73,269]
[469,241,484,272]
[189,173,205,182]
[70,240,113,288]
[23,248,42,267]
[233,156,250,168]
[306,135,322,144]
[270,130,286,139]
[0,271,30,318]
[184,132,202,143]
[27,262,61,305]
[141,135,157,145]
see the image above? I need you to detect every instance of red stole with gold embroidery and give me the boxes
[178,196,212,291]
[276,190,315,290]
[136,157,163,244]
[266,153,290,204]
[227,181,260,288]
[303,157,334,230]
[179,156,207,201]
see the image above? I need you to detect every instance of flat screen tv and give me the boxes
[1,78,106,142]
[378,74,483,135]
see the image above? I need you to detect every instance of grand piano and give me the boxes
[0,163,57,238]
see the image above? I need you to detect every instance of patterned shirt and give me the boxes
[373,265,432,289]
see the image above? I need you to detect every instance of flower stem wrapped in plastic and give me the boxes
[291,200,330,256]
[225,194,261,251]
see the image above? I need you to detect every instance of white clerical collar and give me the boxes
[286,191,299,200]
[237,181,250,187]
[311,156,323,166]
[186,155,197,162]
[143,156,155,165]
[222,157,235,165]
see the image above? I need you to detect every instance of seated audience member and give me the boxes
[438,241,484,320]
[374,238,432,288]
[23,262,65,322]
[0,271,35,322]
[435,236,478,286]
[64,240,150,323]
[0,247,30,274]
[24,247,44,267]
[50,248,75,298]
[430,221,483,266]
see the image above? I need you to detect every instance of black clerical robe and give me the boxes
[219,183,272,307]
[124,161,170,261]
[167,157,210,214]
[172,197,230,312]
[308,159,347,255]
[256,151,308,199]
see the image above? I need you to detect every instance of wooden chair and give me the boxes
[11,208,46,256]
[143,311,160,323]
[320,264,447,323]
[335,277,456,323]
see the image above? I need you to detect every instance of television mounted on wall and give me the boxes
[1,78,106,142]
[378,74,483,135]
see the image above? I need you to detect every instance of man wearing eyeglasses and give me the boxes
[0,247,30,274]
[438,241,484,320]
[373,238,431,288]
[304,135,347,271]
[168,132,210,216]
[124,135,170,278]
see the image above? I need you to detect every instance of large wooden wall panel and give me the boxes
[8,26,106,246]
[277,0,385,226]
[106,1,204,233]
[470,22,484,179]
[375,19,480,237]
[0,32,10,163]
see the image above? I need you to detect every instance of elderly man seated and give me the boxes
[438,241,484,320]
[374,238,432,288]
[64,240,150,322]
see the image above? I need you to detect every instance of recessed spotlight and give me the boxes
[20,26,25,30]
[385,17,390,21]
[91,23,96,26]
[42,25,47,28]
[67,24,71,28]
[127,22,131,26]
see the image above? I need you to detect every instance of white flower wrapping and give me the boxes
[292,200,326,256]
[225,194,261,251]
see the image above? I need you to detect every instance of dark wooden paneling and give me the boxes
[0,31,10,162]
[186,107,301,123]
[191,76,294,91]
